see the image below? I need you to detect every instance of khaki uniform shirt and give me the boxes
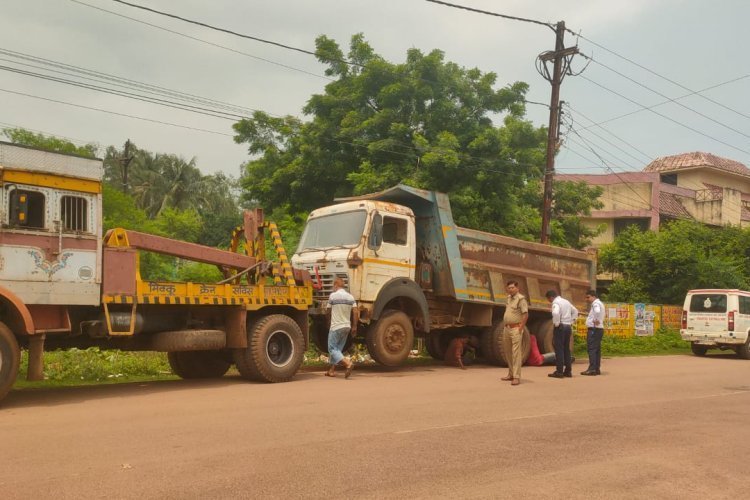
[504,293,529,325]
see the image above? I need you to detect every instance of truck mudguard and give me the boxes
[0,285,35,335]
[372,278,430,332]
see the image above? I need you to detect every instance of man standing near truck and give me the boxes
[325,277,358,378]
[545,290,578,378]
[581,289,605,376]
[500,281,528,386]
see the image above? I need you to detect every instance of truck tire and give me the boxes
[234,314,305,383]
[691,342,709,357]
[167,350,231,379]
[366,310,414,367]
[735,338,750,359]
[532,318,554,354]
[482,322,531,366]
[425,331,450,361]
[150,329,226,352]
[310,318,353,354]
[0,322,20,404]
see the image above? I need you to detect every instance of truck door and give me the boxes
[361,212,415,302]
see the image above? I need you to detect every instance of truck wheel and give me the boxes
[366,310,414,367]
[736,338,750,359]
[425,331,450,361]
[532,319,554,354]
[167,350,231,379]
[0,322,21,404]
[483,322,531,366]
[310,318,353,354]
[691,343,709,357]
[234,314,305,383]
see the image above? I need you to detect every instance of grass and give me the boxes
[11,328,690,391]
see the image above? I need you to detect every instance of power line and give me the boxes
[560,115,640,170]
[425,0,554,29]
[580,75,750,157]
[564,103,652,164]
[579,74,750,130]
[0,64,248,121]
[583,54,750,141]
[572,31,750,123]
[0,87,233,136]
[69,0,331,82]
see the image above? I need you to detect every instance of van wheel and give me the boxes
[0,322,21,404]
[691,343,708,357]
[366,310,414,367]
[736,338,750,360]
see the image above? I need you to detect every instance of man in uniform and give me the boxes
[545,290,578,378]
[582,289,605,376]
[500,280,528,386]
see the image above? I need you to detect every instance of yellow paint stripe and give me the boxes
[2,169,101,194]
[362,258,416,269]
[454,289,493,298]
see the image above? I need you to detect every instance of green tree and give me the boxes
[599,221,750,304]
[2,128,99,158]
[234,34,601,244]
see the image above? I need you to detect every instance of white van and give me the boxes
[681,289,750,358]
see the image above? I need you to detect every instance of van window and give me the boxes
[739,296,750,315]
[689,294,727,313]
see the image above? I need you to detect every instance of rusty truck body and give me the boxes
[291,184,596,367]
[0,142,312,404]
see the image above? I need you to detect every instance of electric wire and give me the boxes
[580,75,750,157]
[425,0,554,29]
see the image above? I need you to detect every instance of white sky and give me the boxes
[1,0,748,180]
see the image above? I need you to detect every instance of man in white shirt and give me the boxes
[582,289,605,376]
[545,290,578,379]
[325,277,358,378]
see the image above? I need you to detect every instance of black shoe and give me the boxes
[548,372,564,378]
[563,372,572,378]
[593,370,601,375]
[581,370,593,376]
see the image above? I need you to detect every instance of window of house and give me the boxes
[382,216,407,245]
[661,173,677,185]
[9,190,46,229]
[61,195,89,232]
[613,217,650,236]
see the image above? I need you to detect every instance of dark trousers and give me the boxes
[587,327,604,371]
[553,324,573,374]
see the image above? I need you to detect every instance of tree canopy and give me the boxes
[599,220,750,304]
[234,34,603,247]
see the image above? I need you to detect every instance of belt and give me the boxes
[505,323,522,328]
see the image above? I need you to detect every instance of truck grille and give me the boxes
[313,272,349,301]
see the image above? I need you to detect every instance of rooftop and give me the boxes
[644,152,750,178]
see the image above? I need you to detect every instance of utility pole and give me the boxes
[539,21,578,244]
[121,139,133,194]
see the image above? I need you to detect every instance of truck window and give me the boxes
[689,294,727,313]
[297,210,367,252]
[739,296,750,314]
[9,189,46,229]
[382,216,407,245]
[61,195,89,232]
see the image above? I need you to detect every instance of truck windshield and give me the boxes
[296,210,367,252]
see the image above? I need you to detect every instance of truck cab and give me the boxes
[291,200,416,315]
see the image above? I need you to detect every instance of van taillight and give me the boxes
[681,310,687,329]
[729,311,735,331]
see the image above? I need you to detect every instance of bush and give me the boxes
[573,327,688,357]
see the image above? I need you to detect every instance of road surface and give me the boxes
[1,354,749,499]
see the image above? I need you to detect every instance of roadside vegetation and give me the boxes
[13,327,688,390]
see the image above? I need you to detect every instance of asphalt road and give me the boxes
[1,354,749,499]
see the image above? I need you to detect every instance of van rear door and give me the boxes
[686,293,729,333]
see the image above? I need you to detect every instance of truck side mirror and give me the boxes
[368,212,383,250]
[9,190,29,226]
